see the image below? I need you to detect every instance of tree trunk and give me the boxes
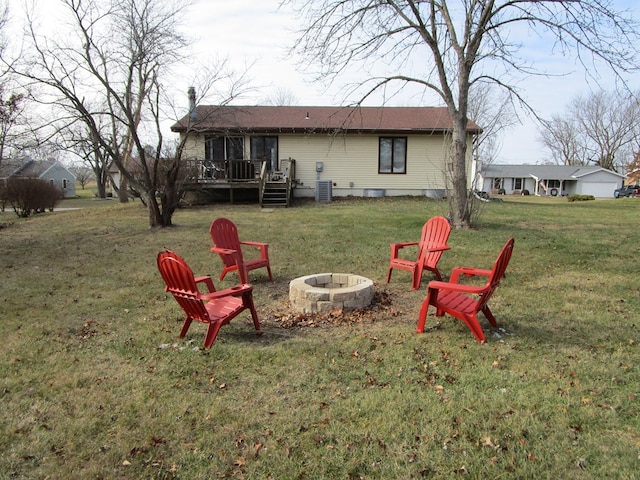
[449,117,471,229]
[117,176,129,203]
[93,166,107,198]
[145,192,169,228]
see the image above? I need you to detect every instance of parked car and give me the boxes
[614,185,640,198]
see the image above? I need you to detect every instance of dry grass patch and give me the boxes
[1,197,639,478]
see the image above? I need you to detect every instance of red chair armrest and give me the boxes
[194,275,216,293]
[426,245,451,253]
[427,280,487,296]
[450,266,492,283]
[390,241,418,257]
[392,241,419,249]
[201,284,253,300]
[210,247,237,256]
[240,240,268,248]
[240,241,269,256]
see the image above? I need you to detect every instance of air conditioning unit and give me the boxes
[315,180,332,202]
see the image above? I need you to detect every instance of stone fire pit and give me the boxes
[289,273,374,314]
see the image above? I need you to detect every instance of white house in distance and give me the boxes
[477,164,625,198]
[171,104,481,206]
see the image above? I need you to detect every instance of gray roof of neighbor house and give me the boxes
[13,160,76,179]
[1,159,75,179]
[481,164,625,180]
[171,105,482,135]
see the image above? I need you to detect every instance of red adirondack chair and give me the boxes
[416,237,515,343]
[209,217,273,283]
[386,216,452,290]
[157,250,261,349]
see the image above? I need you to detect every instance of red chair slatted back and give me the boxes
[209,217,244,268]
[477,237,515,312]
[157,251,210,322]
[418,216,451,269]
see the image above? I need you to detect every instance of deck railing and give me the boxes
[184,159,262,183]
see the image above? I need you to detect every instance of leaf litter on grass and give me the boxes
[268,290,400,328]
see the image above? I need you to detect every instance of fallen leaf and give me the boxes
[253,442,263,457]
[481,436,494,447]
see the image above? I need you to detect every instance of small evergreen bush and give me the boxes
[567,194,595,202]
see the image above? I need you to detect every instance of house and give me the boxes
[1,159,76,198]
[171,104,481,205]
[477,164,625,198]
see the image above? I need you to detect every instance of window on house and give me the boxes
[205,136,245,160]
[546,179,561,188]
[493,178,503,190]
[379,137,407,174]
[513,178,523,190]
[250,136,278,171]
[62,179,68,189]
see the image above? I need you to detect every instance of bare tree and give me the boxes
[539,90,640,169]
[68,162,95,189]
[538,115,588,166]
[0,4,34,167]
[61,120,111,198]
[571,90,640,171]
[0,86,26,164]
[285,0,640,228]
[468,82,516,166]
[263,87,299,106]
[8,0,195,227]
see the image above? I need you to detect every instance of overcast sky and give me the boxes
[9,0,640,165]
[181,0,640,165]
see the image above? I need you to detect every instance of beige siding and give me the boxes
[182,133,205,159]
[180,131,474,197]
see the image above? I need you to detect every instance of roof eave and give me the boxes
[171,125,481,136]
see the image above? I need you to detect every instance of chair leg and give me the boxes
[460,314,486,343]
[433,267,443,281]
[179,316,193,338]
[482,307,498,328]
[266,265,274,282]
[416,291,433,333]
[249,303,262,335]
[412,265,423,290]
[203,320,225,348]
[385,266,393,284]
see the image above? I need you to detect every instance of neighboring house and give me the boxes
[1,159,76,198]
[478,164,625,198]
[171,105,481,204]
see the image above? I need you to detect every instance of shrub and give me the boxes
[567,194,595,202]
[4,177,63,217]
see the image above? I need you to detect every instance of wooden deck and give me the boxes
[183,158,296,206]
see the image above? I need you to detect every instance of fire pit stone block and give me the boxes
[289,273,374,313]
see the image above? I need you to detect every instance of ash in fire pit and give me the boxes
[289,273,374,313]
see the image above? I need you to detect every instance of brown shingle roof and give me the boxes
[171,105,481,134]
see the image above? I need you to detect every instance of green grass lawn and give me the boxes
[1,195,638,479]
